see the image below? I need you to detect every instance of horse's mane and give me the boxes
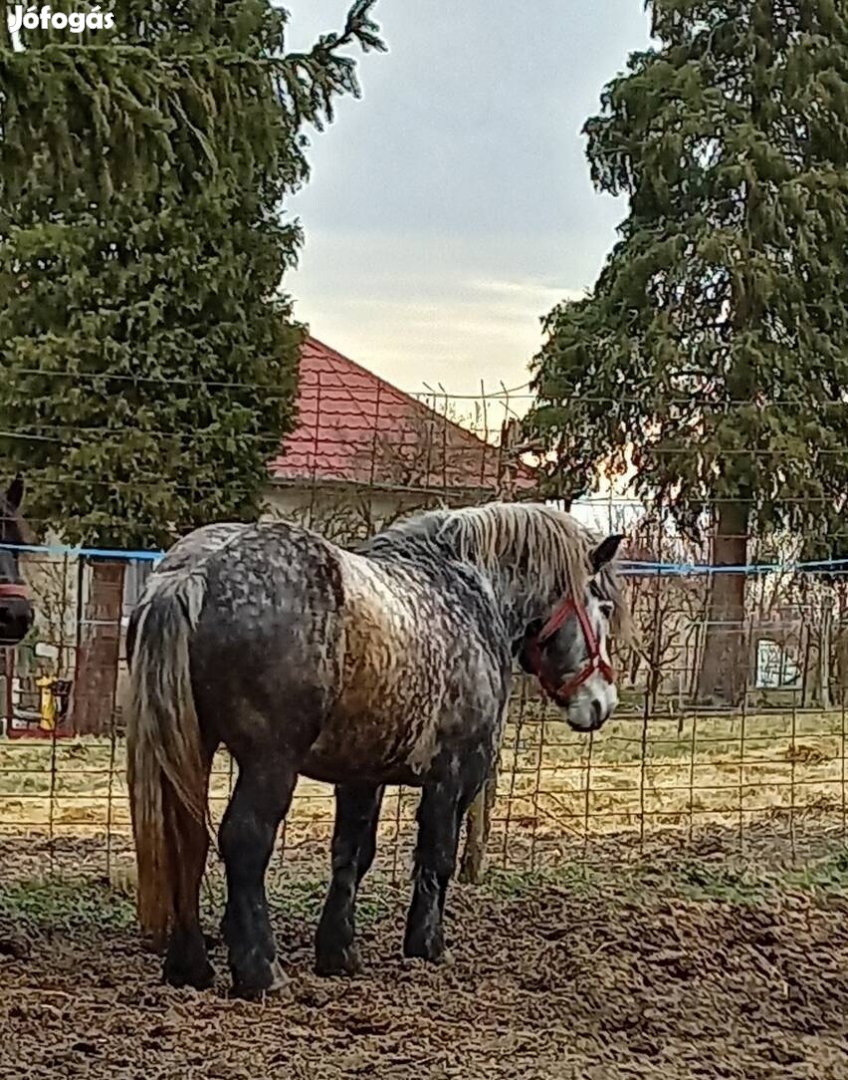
[382,502,632,641]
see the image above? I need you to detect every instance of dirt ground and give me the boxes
[3,843,848,1080]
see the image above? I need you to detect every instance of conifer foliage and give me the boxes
[0,0,385,549]
[524,0,848,702]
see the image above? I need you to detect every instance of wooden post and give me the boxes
[72,558,125,736]
[458,416,525,884]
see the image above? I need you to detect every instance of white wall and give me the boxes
[262,483,470,546]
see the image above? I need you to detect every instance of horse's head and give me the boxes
[381,502,630,731]
[517,533,624,733]
[0,475,34,646]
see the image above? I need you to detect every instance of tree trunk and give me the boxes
[72,559,125,736]
[836,588,848,705]
[819,602,833,711]
[695,501,750,707]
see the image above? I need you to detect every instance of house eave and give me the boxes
[266,473,537,500]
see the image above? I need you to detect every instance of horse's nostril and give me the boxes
[591,700,603,728]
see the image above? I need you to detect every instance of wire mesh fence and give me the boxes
[3,372,848,885]
[3,552,848,887]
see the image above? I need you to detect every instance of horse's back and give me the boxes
[156,522,250,574]
[159,519,509,782]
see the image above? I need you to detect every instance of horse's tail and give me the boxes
[126,567,210,945]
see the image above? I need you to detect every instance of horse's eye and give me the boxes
[598,600,614,620]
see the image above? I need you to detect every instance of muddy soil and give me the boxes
[2,876,848,1079]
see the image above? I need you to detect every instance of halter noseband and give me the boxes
[526,593,614,705]
[0,582,30,601]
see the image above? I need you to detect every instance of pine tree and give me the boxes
[524,0,848,704]
[0,0,384,733]
[0,0,384,549]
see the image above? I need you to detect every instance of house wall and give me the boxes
[19,546,80,676]
[262,484,476,546]
[15,541,151,717]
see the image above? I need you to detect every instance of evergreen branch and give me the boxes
[0,1,383,548]
[276,0,386,130]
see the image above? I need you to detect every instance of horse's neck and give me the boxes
[482,565,556,638]
[363,530,556,636]
[436,538,560,635]
[425,537,551,636]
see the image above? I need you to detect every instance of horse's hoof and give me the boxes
[268,957,289,994]
[314,943,362,978]
[163,957,215,991]
[230,957,289,1001]
[402,934,446,964]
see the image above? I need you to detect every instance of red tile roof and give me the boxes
[269,337,536,494]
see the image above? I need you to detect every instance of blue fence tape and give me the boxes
[3,540,848,576]
[621,561,848,576]
[1,541,164,562]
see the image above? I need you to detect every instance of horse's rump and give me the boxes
[185,524,347,751]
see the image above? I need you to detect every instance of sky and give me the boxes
[283,1,654,402]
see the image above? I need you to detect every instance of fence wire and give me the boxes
[3,557,847,886]
[2,379,848,885]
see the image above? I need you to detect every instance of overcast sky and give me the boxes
[284,1,654,400]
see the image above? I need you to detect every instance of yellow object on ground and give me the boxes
[35,675,58,731]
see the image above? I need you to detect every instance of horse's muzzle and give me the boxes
[0,585,33,645]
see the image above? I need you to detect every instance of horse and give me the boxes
[126,502,630,999]
[0,475,34,646]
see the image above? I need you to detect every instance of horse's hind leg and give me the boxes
[314,782,385,977]
[163,817,213,989]
[403,775,483,962]
[163,744,215,990]
[219,758,297,999]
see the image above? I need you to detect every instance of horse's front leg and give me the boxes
[403,772,483,962]
[219,759,296,999]
[314,782,385,976]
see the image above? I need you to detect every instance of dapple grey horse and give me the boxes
[126,502,629,998]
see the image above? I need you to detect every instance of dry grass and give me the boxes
[488,704,848,867]
[2,702,846,874]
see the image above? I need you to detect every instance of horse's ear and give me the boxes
[590,534,624,573]
[5,474,23,512]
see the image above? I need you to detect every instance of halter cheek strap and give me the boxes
[526,595,614,705]
[0,583,30,601]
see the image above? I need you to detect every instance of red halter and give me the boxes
[0,583,30,601]
[526,594,614,705]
